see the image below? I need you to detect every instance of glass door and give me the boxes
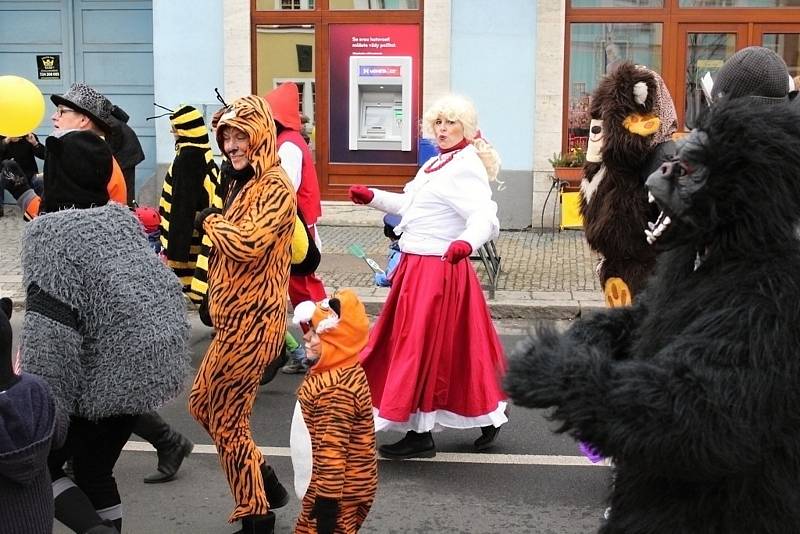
[676,24,746,131]
[754,25,800,85]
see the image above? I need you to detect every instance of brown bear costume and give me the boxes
[579,62,677,303]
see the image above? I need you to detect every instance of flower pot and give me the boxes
[553,166,583,188]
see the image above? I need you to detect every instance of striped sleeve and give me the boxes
[204,180,294,263]
[312,385,357,499]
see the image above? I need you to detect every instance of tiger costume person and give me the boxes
[188,95,295,534]
[290,289,378,534]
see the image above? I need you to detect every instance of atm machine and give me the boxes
[348,55,412,151]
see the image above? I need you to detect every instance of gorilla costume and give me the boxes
[580,62,677,302]
[505,97,800,533]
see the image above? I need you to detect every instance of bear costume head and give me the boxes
[585,62,677,174]
[579,62,678,300]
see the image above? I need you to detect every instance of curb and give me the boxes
[358,294,605,320]
[6,292,606,320]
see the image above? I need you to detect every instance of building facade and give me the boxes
[2,0,799,228]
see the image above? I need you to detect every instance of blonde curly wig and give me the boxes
[421,94,502,183]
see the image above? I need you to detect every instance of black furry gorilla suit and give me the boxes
[505,97,800,533]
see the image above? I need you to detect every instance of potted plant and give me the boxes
[548,146,586,188]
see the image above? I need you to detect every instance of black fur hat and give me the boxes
[42,130,112,213]
[713,46,790,102]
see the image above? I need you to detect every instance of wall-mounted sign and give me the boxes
[37,55,60,79]
[358,66,402,77]
[329,24,420,165]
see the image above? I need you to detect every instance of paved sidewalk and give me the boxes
[0,205,605,318]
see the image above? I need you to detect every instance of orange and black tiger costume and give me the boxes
[188,95,296,525]
[291,289,378,534]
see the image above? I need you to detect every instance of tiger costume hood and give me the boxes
[215,95,281,179]
[292,289,370,374]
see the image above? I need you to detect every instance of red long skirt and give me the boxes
[360,253,508,433]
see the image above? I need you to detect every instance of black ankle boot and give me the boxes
[233,512,275,534]
[379,431,436,460]
[54,484,111,533]
[83,522,119,534]
[134,412,193,483]
[474,424,502,451]
[260,464,289,509]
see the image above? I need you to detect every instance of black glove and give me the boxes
[194,207,222,232]
[198,295,213,328]
[311,496,338,534]
[1,160,31,200]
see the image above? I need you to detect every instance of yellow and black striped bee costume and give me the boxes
[291,289,378,533]
[158,104,221,304]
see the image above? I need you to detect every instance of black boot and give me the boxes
[260,463,289,509]
[474,424,502,451]
[53,483,118,533]
[133,412,193,483]
[378,431,436,460]
[233,512,275,534]
[83,522,119,534]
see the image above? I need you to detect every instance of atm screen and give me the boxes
[362,104,397,139]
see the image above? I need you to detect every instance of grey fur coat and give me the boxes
[20,203,190,420]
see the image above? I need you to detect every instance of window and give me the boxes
[255,25,317,134]
[572,0,662,7]
[564,1,800,140]
[567,23,663,149]
[762,32,800,79]
[679,0,800,6]
[256,0,314,10]
[329,0,418,9]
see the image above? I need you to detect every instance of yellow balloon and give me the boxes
[0,76,45,138]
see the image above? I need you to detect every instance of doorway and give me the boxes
[676,22,800,131]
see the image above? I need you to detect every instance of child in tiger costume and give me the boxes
[290,289,378,534]
[188,95,295,534]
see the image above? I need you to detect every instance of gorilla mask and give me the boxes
[644,130,710,245]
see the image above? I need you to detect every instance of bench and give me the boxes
[472,240,501,299]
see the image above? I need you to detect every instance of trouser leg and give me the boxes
[49,415,135,533]
[191,324,284,521]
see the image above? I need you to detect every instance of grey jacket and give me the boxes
[20,203,190,420]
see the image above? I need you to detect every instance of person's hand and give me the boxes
[198,295,213,327]
[310,497,338,534]
[194,206,222,232]
[348,185,374,205]
[25,133,39,147]
[442,240,472,264]
[0,160,31,200]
